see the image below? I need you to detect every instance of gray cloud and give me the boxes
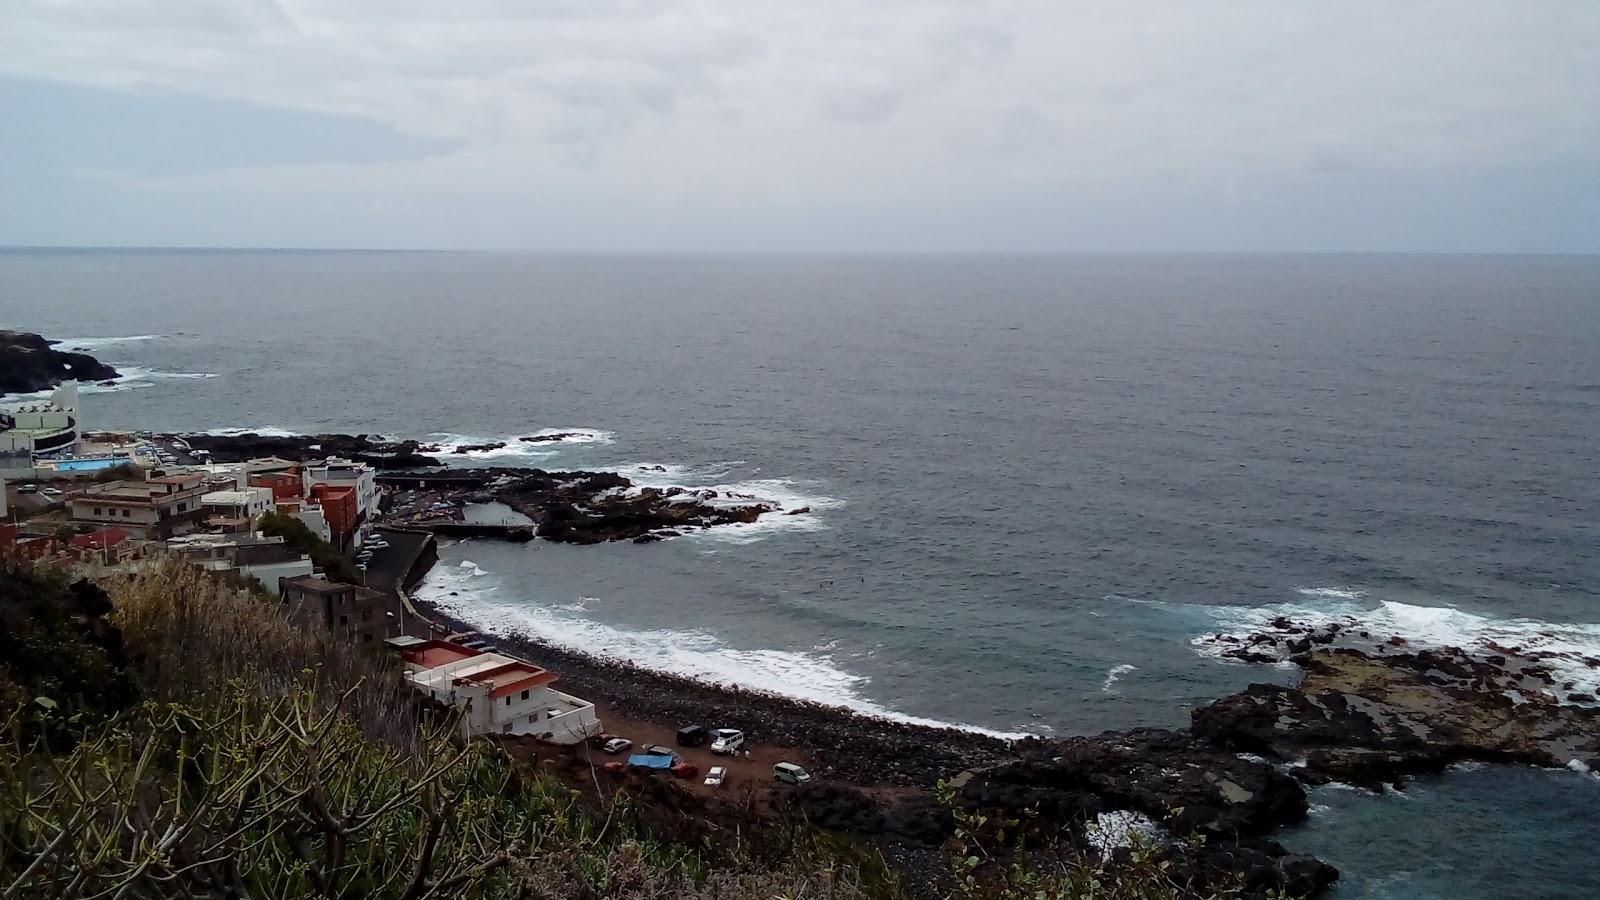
[1,0,1596,250]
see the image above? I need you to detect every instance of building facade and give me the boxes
[303,459,378,522]
[71,472,209,539]
[391,639,602,744]
[280,574,394,645]
[201,486,274,530]
[0,383,80,458]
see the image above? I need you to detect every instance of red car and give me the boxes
[602,761,625,774]
[670,762,700,780]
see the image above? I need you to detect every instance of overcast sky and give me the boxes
[2,1,1596,252]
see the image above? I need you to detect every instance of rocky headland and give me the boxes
[1193,621,1600,790]
[0,330,120,396]
[387,467,773,544]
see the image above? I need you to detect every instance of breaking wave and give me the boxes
[53,334,163,350]
[1191,587,1600,699]
[1101,664,1137,693]
[426,428,614,462]
[199,426,303,438]
[414,558,1031,739]
[619,461,845,543]
[4,366,216,401]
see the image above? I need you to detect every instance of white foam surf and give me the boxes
[1085,810,1165,858]
[424,429,611,462]
[200,426,303,438]
[620,462,845,543]
[53,334,163,350]
[414,558,1031,739]
[1193,588,1600,700]
[5,366,220,401]
[1101,663,1138,693]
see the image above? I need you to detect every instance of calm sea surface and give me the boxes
[3,251,1597,897]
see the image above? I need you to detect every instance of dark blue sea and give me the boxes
[3,250,1597,897]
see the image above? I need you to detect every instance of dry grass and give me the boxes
[100,557,422,751]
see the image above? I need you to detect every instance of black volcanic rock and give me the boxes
[0,331,120,396]
[1192,640,1600,790]
[179,432,443,469]
[492,470,773,544]
[970,728,1309,838]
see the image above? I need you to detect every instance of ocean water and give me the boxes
[3,250,1597,896]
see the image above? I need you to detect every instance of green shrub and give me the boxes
[258,510,358,583]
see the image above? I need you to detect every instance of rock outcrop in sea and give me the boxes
[1193,625,1600,790]
[181,432,445,469]
[0,331,120,396]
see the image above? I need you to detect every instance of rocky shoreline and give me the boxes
[180,432,782,544]
[0,330,120,396]
[418,596,1340,895]
[416,585,1600,897]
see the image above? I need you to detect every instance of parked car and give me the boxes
[670,762,700,780]
[643,744,678,759]
[588,732,619,749]
[602,761,625,774]
[703,766,727,787]
[676,724,708,747]
[17,484,37,494]
[773,762,812,786]
[710,728,745,755]
[602,737,633,755]
[461,640,489,650]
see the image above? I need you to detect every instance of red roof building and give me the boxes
[71,527,131,551]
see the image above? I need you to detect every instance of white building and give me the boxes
[390,639,601,744]
[165,532,315,590]
[201,487,274,528]
[292,504,332,543]
[1,382,80,463]
[303,458,378,522]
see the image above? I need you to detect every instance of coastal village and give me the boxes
[0,376,800,794]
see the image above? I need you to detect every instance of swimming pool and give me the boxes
[52,457,133,472]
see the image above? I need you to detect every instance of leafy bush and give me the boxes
[0,564,137,742]
[258,510,359,583]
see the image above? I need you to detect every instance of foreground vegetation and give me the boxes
[0,559,1290,898]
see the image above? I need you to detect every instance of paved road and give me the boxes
[364,527,436,639]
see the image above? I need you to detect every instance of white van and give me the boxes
[773,762,812,785]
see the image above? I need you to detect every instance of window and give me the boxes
[177,502,187,512]
[502,723,512,734]
[504,696,511,706]
[362,610,372,621]
[92,507,101,516]
[121,510,130,518]
[339,615,349,625]
[520,689,529,701]
[528,714,537,724]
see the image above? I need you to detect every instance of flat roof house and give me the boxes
[70,472,208,539]
[280,574,394,645]
[392,640,601,744]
